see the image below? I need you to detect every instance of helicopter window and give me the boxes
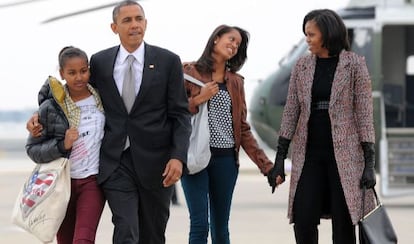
[349,27,374,73]
[382,25,414,127]
[279,38,309,67]
[353,29,371,47]
[407,56,414,75]
[406,56,414,126]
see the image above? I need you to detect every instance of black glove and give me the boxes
[360,142,376,189]
[268,136,291,193]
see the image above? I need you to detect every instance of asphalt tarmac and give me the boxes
[1,152,413,243]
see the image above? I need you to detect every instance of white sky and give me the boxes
[0,0,348,110]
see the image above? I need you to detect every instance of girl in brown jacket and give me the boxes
[181,25,274,244]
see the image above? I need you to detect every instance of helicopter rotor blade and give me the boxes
[0,0,47,8]
[41,2,119,24]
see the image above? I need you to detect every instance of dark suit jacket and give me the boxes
[89,43,191,189]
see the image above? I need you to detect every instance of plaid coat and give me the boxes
[279,50,376,225]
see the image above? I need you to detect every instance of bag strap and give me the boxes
[184,74,205,87]
[361,187,381,218]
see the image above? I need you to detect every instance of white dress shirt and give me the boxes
[113,44,145,97]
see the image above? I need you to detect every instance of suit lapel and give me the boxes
[106,46,129,113]
[131,43,156,112]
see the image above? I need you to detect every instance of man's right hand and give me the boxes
[26,112,42,137]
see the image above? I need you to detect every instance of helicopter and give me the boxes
[249,0,414,197]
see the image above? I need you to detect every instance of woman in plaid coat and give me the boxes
[267,9,376,244]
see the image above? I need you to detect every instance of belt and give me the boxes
[311,101,330,110]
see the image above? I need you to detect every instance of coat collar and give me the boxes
[302,50,353,107]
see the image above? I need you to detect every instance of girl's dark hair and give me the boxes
[302,9,350,56]
[58,46,89,69]
[195,25,249,75]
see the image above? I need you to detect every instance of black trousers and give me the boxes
[102,149,173,244]
[292,145,356,244]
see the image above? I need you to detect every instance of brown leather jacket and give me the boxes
[183,63,273,175]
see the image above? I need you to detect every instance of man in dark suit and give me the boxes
[89,1,191,243]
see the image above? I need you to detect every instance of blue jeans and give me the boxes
[181,155,238,244]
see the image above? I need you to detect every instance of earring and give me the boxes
[214,41,217,44]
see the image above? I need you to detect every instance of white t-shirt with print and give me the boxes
[69,96,105,179]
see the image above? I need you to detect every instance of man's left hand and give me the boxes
[162,159,183,187]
